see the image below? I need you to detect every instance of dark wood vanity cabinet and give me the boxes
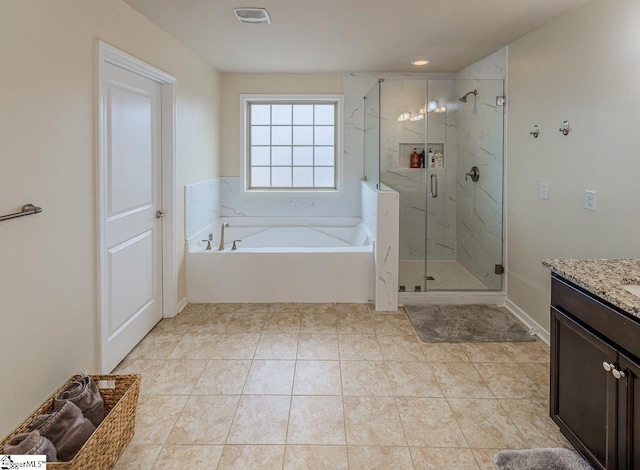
[550,275,640,470]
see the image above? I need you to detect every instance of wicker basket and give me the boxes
[0,374,140,470]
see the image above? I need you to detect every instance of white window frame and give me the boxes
[240,94,344,196]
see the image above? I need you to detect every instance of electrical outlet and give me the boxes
[539,183,549,200]
[584,190,597,211]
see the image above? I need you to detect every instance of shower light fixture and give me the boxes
[410,59,430,66]
[397,112,412,121]
[427,100,438,111]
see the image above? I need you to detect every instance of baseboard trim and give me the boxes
[399,291,506,306]
[504,298,550,345]
[177,297,188,314]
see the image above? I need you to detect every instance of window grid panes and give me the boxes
[248,101,337,189]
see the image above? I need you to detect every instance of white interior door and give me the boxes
[102,62,163,372]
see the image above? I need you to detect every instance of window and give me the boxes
[241,95,342,192]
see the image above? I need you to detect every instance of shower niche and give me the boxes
[367,78,504,293]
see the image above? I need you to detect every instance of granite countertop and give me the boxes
[542,259,640,318]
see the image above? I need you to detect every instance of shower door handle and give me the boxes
[430,173,438,198]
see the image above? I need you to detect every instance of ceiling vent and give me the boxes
[234,8,271,24]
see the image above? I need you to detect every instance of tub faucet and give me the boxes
[201,233,213,251]
[218,222,230,251]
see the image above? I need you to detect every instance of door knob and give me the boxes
[155,210,165,219]
[602,362,614,372]
[612,368,626,380]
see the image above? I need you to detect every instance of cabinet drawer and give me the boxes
[551,276,640,360]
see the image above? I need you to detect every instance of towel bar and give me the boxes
[0,203,43,222]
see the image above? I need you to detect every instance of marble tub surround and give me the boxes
[185,179,221,239]
[542,259,640,317]
[112,302,566,469]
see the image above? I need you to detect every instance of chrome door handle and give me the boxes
[155,210,165,219]
[465,166,480,182]
[430,173,438,198]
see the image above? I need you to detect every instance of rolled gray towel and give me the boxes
[30,401,95,461]
[1,430,58,462]
[54,374,106,427]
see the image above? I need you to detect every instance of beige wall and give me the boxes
[0,0,219,435]
[507,0,640,330]
[220,73,343,176]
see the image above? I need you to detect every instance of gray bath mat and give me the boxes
[404,304,535,343]
[494,448,593,470]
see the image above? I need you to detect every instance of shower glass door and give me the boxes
[424,79,504,291]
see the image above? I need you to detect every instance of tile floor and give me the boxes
[113,303,569,469]
[399,261,489,291]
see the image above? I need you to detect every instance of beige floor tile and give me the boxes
[217,445,285,469]
[475,363,548,399]
[227,395,291,444]
[131,395,188,444]
[234,303,272,313]
[373,314,416,336]
[113,444,162,470]
[410,447,480,470]
[112,359,165,395]
[471,448,507,470]
[262,312,301,333]
[167,333,221,359]
[145,359,208,395]
[202,303,239,315]
[207,311,235,333]
[419,343,470,362]
[343,396,406,446]
[334,303,371,315]
[338,334,382,360]
[225,311,267,333]
[298,303,337,315]
[384,361,443,397]
[287,396,346,445]
[126,333,182,360]
[293,360,342,395]
[211,333,260,359]
[431,362,494,398]
[284,445,348,470]
[243,360,295,395]
[300,313,338,333]
[192,360,251,395]
[269,303,306,314]
[460,343,515,363]
[337,312,376,334]
[499,399,571,448]
[378,335,426,361]
[166,395,239,444]
[152,445,223,469]
[347,446,414,470]
[297,333,339,360]
[254,333,299,359]
[340,361,392,396]
[448,398,527,449]
[395,397,467,447]
[504,341,550,363]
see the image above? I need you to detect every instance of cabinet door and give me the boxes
[618,352,640,469]
[551,307,618,470]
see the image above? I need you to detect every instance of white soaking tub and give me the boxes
[186,217,375,303]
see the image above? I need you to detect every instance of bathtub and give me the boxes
[186,217,375,303]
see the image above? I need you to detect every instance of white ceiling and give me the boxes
[124,0,590,73]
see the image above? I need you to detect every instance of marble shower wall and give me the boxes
[454,78,505,290]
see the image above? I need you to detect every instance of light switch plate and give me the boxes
[585,190,597,211]
[539,183,549,200]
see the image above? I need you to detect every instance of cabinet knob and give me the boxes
[602,362,614,372]
[612,368,626,380]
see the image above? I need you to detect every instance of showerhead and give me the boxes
[459,89,478,103]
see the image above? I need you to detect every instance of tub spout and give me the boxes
[218,222,230,251]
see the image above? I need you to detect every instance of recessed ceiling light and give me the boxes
[410,59,430,66]
[234,8,271,24]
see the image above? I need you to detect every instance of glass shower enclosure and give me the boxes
[364,78,505,292]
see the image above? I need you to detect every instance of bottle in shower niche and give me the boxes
[427,148,434,168]
[420,148,425,168]
[410,148,420,168]
[434,149,444,168]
